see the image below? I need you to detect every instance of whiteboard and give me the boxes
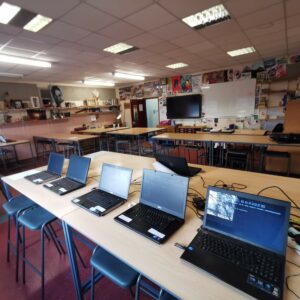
[201,79,256,118]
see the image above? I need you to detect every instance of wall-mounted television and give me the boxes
[166,94,202,119]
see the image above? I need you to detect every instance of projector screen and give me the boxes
[201,79,256,118]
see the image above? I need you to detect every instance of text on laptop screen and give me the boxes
[140,169,189,219]
[203,187,290,255]
[48,153,64,175]
[99,164,132,199]
[66,155,91,184]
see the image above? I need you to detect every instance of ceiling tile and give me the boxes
[0,63,17,72]
[225,0,282,18]
[17,31,61,45]
[0,33,13,46]
[185,41,216,54]
[164,48,192,58]
[237,4,284,29]
[287,26,300,38]
[9,0,80,18]
[124,4,176,31]
[125,33,162,48]
[287,14,300,29]
[0,24,22,35]
[42,21,90,42]
[45,45,82,57]
[86,0,153,18]
[150,21,193,40]
[286,0,300,17]
[145,41,178,53]
[157,0,220,18]
[77,33,116,49]
[0,46,39,58]
[63,3,117,31]
[245,19,285,38]
[99,21,143,41]
[7,37,50,52]
[171,32,206,47]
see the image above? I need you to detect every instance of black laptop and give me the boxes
[155,154,201,177]
[43,154,91,195]
[25,152,64,184]
[115,169,189,244]
[72,163,133,216]
[0,135,14,143]
[181,186,291,300]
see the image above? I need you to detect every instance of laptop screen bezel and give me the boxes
[140,169,189,219]
[203,186,291,256]
[66,155,91,184]
[47,152,65,176]
[99,163,133,200]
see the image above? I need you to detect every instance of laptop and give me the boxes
[72,163,133,216]
[0,135,14,143]
[25,152,64,184]
[43,154,91,195]
[114,169,189,244]
[155,154,201,177]
[181,186,290,300]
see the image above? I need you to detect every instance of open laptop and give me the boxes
[43,154,91,195]
[25,152,64,184]
[155,154,201,177]
[0,135,14,143]
[181,186,290,300]
[72,163,133,216]
[114,169,189,244]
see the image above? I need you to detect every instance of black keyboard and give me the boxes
[193,231,281,284]
[86,190,120,208]
[128,204,175,231]
[56,178,81,190]
[31,171,55,181]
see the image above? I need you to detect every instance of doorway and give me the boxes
[146,98,159,128]
[130,99,147,127]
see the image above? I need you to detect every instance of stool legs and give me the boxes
[90,266,95,300]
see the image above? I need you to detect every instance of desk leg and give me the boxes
[138,136,141,156]
[62,222,83,300]
[13,145,19,164]
[151,138,157,154]
[259,145,265,172]
[77,142,81,156]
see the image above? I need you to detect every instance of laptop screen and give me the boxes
[203,187,291,256]
[0,135,6,143]
[99,163,133,200]
[66,155,91,184]
[140,169,189,219]
[47,152,64,175]
[155,154,189,175]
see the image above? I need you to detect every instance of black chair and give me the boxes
[263,150,291,176]
[225,149,250,170]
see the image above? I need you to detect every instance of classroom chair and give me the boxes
[225,149,250,170]
[90,246,139,299]
[34,137,55,158]
[263,150,291,176]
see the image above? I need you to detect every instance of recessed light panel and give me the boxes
[0,2,21,24]
[83,80,115,87]
[0,54,51,68]
[103,42,138,55]
[114,72,145,81]
[182,4,230,30]
[24,14,52,32]
[166,63,188,69]
[227,47,256,57]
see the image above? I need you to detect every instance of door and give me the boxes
[130,99,147,127]
[146,98,159,128]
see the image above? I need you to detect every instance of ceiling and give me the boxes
[0,0,298,86]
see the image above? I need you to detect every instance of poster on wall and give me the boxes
[159,96,168,122]
[119,87,131,101]
[202,70,225,84]
[144,82,156,98]
[192,75,202,92]
[171,76,181,94]
[131,85,144,99]
[289,53,300,64]
[181,75,192,93]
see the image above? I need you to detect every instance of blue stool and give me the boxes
[17,206,65,300]
[90,246,139,299]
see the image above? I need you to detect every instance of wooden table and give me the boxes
[2,152,300,300]
[75,127,128,135]
[151,133,300,169]
[33,133,97,155]
[107,127,165,155]
[0,139,33,170]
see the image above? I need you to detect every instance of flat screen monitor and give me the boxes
[166,94,202,119]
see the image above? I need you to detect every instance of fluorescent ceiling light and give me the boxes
[0,72,23,78]
[0,54,51,68]
[114,72,145,81]
[24,14,52,32]
[227,47,256,57]
[0,2,21,24]
[83,80,115,87]
[103,42,135,54]
[182,4,230,29]
[166,62,188,69]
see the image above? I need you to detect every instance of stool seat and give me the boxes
[3,195,35,216]
[18,206,56,230]
[161,292,178,300]
[227,150,249,157]
[91,247,138,288]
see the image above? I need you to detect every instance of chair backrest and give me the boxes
[0,177,12,201]
[272,123,284,133]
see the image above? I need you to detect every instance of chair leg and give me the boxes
[41,226,45,300]
[90,266,95,300]
[6,215,10,263]
[22,225,26,284]
[49,223,65,254]
[15,218,20,282]
[46,225,62,255]
[135,274,142,300]
[74,242,87,269]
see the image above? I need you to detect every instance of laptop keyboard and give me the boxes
[193,231,281,284]
[128,205,175,231]
[55,177,81,190]
[86,190,120,208]
[33,172,55,181]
